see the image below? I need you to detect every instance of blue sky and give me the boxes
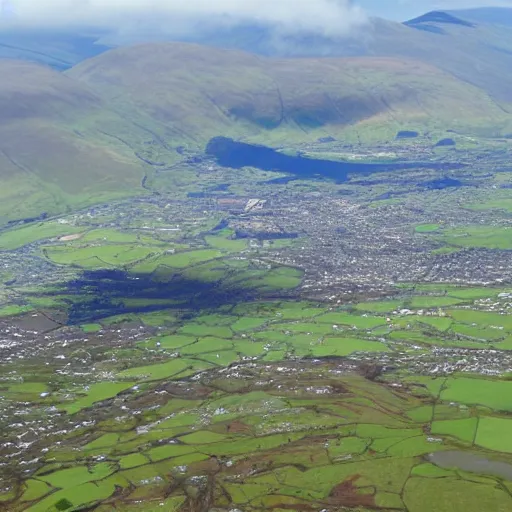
[358,0,512,20]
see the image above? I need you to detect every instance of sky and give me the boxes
[1,0,512,34]
[359,0,512,20]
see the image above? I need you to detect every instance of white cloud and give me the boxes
[2,0,368,37]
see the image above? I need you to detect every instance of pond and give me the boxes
[429,450,512,480]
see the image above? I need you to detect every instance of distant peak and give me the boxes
[405,11,475,29]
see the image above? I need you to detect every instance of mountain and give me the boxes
[101,11,512,105]
[0,27,111,70]
[405,11,476,32]
[67,42,510,147]
[4,9,512,108]
[398,10,512,104]
[2,41,511,224]
[0,60,146,223]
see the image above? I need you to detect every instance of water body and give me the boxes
[206,137,465,182]
[396,130,419,139]
[6,212,48,227]
[235,230,299,240]
[435,138,456,147]
[211,183,231,192]
[428,451,512,480]
[212,219,230,231]
[187,183,232,198]
[422,177,463,190]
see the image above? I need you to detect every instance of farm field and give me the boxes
[3,170,512,511]
[4,350,512,512]
[3,254,512,511]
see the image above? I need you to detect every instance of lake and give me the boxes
[206,136,465,182]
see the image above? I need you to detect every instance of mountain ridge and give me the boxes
[3,8,512,106]
[68,41,510,144]
[405,11,476,33]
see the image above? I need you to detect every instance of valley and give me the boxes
[2,38,511,224]
[3,6,512,512]
[2,132,512,511]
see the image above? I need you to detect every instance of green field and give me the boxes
[4,283,512,512]
[0,222,84,250]
[441,226,512,250]
[415,223,441,233]
[7,368,512,512]
[4,198,512,512]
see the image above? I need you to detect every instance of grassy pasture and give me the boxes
[431,418,478,444]
[7,212,512,512]
[467,197,512,213]
[415,223,441,233]
[449,309,512,331]
[407,296,465,308]
[316,312,387,329]
[0,304,34,317]
[7,357,512,512]
[451,323,504,341]
[62,381,137,414]
[440,377,512,412]
[441,225,512,250]
[447,287,503,300]
[354,300,404,313]
[145,249,223,269]
[44,244,160,267]
[309,337,390,357]
[0,222,83,250]
[404,478,512,512]
[475,417,512,453]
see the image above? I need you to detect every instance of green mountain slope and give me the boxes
[68,42,510,148]
[3,9,512,106]
[0,61,146,224]
[399,11,512,103]
[152,12,512,105]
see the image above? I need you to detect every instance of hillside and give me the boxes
[134,12,512,105]
[0,28,111,70]
[398,11,512,103]
[3,41,511,224]
[4,10,512,106]
[0,61,146,224]
[68,42,510,148]
[4,6,512,108]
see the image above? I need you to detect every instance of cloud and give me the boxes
[2,0,368,37]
